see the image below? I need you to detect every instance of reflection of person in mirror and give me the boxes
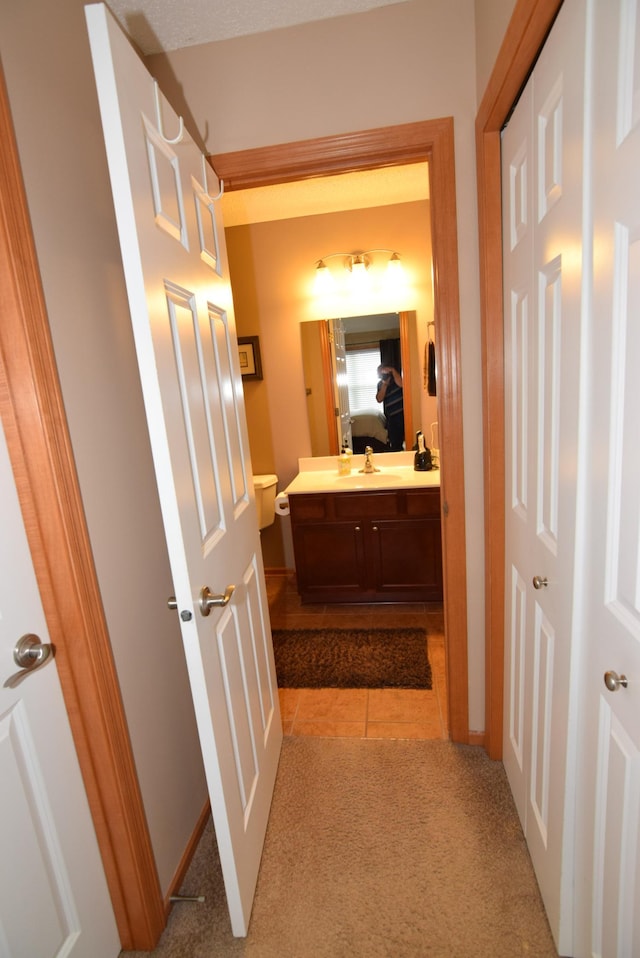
[376,364,405,451]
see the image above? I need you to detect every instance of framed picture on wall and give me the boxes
[237,336,263,381]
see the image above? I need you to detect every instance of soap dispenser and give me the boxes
[337,446,352,476]
[414,431,433,472]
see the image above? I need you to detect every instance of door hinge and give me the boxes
[442,500,449,517]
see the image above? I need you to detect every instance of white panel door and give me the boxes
[0,420,119,958]
[502,0,586,950]
[573,1,640,953]
[85,4,282,937]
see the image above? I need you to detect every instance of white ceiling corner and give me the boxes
[108,0,411,55]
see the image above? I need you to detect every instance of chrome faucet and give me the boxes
[360,445,379,474]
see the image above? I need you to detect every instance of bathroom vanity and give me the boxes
[283,454,442,604]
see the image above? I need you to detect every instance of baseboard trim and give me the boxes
[163,801,211,915]
[468,731,486,748]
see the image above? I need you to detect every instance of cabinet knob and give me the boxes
[372,525,379,532]
[354,525,361,532]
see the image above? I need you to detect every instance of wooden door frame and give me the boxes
[475,0,563,759]
[212,118,470,742]
[0,66,164,950]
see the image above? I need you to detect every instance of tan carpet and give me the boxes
[122,738,558,957]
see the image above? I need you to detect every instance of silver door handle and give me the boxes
[532,575,548,590]
[604,670,628,692]
[4,634,53,689]
[199,584,235,617]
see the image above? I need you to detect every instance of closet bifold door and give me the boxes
[501,0,586,950]
[572,0,640,954]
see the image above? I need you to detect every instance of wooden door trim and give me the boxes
[475,0,563,759]
[212,118,470,742]
[211,117,456,191]
[0,66,164,950]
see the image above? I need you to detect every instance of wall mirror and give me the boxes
[300,310,421,456]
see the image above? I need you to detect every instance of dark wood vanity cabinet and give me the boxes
[289,488,443,603]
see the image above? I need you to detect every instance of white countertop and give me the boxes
[282,452,440,495]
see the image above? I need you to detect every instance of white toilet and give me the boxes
[253,474,278,530]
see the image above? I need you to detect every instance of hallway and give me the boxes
[119,578,558,957]
[122,736,557,957]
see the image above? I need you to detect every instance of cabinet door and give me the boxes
[369,518,443,601]
[292,521,366,601]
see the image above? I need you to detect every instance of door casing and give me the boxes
[212,117,471,744]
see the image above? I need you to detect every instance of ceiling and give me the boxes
[220,163,430,227]
[108,0,409,55]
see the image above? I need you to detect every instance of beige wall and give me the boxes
[0,0,207,893]
[474,0,518,98]
[150,0,488,730]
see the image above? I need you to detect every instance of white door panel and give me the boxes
[85,3,281,937]
[503,72,534,827]
[574,1,640,953]
[504,0,640,953]
[591,707,640,957]
[502,0,586,950]
[0,421,119,958]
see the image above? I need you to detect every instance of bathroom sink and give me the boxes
[334,472,404,488]
[282,456,440,495]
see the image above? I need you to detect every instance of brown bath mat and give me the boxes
[271,627,431,690]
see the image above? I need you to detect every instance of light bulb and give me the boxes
[348,255,370,295]
[313,260,334,296]
[386,252,404,279]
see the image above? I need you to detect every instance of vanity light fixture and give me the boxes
[313,249,403,294]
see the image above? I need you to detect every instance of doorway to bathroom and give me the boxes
[214,119,465,742]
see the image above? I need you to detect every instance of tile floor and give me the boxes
[266,572,448,741]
